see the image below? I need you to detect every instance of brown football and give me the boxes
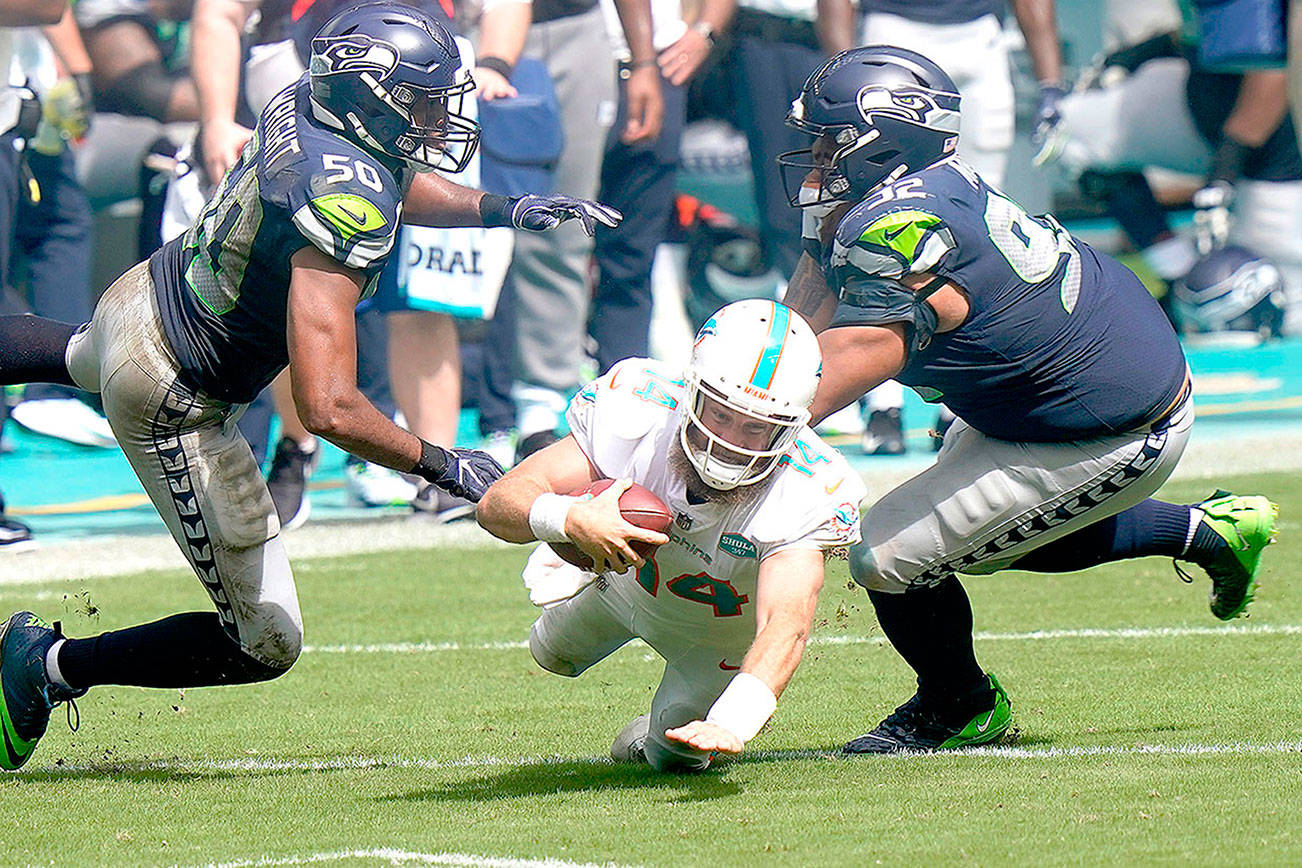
[550,479,673,570]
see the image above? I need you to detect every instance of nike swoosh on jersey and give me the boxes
[883,224,909,242]
[718,659,741,671]
[824,479,843,495]
[338,204,370,227]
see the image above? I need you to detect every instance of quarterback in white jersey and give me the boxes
[478,301,866,771]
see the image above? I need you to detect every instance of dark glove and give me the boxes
[509,194,623,236]
[425,446,504,503]
[1032,83,1066,148]
[1101,33,1181,75]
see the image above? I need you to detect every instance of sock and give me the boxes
[0,315,80,386]
[1186,510,1230,565]
[56,612,285,690]
[1010,499,1194,573]
[45,638,72,691]
[868,575,988,708]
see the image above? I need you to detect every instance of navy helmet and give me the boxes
[1171,244,1286,340]
[778,45,960,208]
[309,2,479,172]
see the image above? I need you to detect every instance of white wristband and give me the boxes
[705,672,777,743]
[528,493,577,543]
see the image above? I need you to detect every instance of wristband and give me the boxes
[479,192,516,228]
[705,672,777,743]
[477,55,514,79]
[410,439,449,483]
[528,493,578,543]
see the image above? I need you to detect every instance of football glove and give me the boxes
[510,195,623,236]
[1032,84,1065,149]
[429,446,504,503]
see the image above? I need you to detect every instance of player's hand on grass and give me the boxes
[564,478,669,573]
[431,447,504,502]
[510,195,623,236]
[665,720,744,755]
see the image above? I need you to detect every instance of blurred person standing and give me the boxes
[6,12,115,449]
[0,0,75,551]
[503,0,662,460]
[587,0,735,374]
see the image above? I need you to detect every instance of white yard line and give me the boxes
[39,740,1302,780]
[199,848,633,868]
[295,623,1302,656]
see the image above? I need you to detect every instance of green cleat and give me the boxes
[1189,491,1279,621]
[0,612,82,770]
[843,673,1012,754]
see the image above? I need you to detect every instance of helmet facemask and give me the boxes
[680,380,808,491]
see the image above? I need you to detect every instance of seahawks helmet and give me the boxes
[778,45,960,208]
[309,2,479,172]
[680,301,821,490]
[1171,245,1286,341]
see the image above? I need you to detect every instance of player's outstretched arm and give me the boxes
[666,548,825,755]
[477,439,668,572]
[402,173,622,236]
[286,248,502,501]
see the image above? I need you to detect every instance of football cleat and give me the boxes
[610,713,650,764]
[862,408,905,456]
[842,673,1012,754]
[1184,491,1279,620]
[266,436,319,531]
[411,484,475,523]
[0,612,82,770]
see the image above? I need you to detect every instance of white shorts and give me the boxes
[65,263,302,668]
[851,396,1194,592]
[529,579,745,771]
[861,12,1014,186]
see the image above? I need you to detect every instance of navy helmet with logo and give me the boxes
[778,45,961,208]
[1171,244,1286,341]
[308,1,479,172]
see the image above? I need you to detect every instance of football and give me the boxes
[550,479,673,570]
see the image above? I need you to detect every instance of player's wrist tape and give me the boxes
[705,672,776,743]
[479,193,515,228]
[410,439,449,483]
[528,493,579,543]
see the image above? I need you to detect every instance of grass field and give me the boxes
[1,470,1299,867]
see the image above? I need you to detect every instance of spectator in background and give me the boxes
[6,12,115,449]
[1,0,76,550]
[816,0,1065,455]
[75,0,198,123]
[1049,0,1302,334]
[586,0,736,374]
[499,0,661,461]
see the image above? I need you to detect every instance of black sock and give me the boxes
[868,575,988,708]
[1010,499,1194,573]
[1186,518,1230,565]
[57,612,286,689]
[0,315,80,387]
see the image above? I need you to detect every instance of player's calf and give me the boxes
[0,316,81,388]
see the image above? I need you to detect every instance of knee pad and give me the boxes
[849,540,904,593]
[529,624,581,677]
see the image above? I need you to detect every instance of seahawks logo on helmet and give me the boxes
[311,34,401,77]
[856,86,959,133]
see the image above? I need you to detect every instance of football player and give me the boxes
[778,46,1279,753]
[477,300,867,771]
[0,2,619,770]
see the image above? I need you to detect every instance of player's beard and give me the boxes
[669,436,767,509]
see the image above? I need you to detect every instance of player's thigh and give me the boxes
[529,583,636,677]
[853,402,1193,590]
[644,648,738,772]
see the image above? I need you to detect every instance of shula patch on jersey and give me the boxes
[719,533,758,560]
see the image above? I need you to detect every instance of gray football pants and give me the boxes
[65,262,303,669]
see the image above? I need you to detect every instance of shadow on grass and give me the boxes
[382,757,743,803]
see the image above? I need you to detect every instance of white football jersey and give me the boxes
[565,357,867,651]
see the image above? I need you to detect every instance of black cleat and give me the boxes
[843,674,1012,754]
[266,436,319,531]
[862,409,905,455]
[0,613,83,770]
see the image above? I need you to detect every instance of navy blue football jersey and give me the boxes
[151,77,409,403]
[824,158,1188,441]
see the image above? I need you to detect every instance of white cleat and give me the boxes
[610,714,650,764]
[11,399,115,448]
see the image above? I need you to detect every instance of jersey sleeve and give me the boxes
[283,153,403,274]
[826,192,959,348]
[565,358,679,476]
[755,437,867,560]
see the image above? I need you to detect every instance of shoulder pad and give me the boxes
[286,156,403,271]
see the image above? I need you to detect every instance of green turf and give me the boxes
[1,472,1299,866]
